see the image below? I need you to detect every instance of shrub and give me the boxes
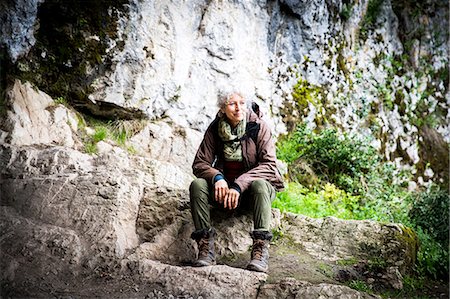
[277,124,380,194]
[409,186,449,246]
[92,126,107,143]
[409,186,449,280]
[415,227,449,280]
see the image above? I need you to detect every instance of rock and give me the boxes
[281,213,417,275]
[418,125,449,188]
[1,0,447,188]
[0,205,83,281]
[96,140,114,154]
[0,0,44,61]
[382,266,403,290]
[88,0,279,131]
[124,259,266,299]
[0,139,418,297]
[128,121,203,174]
[0,145,142,266]
[2,0,446,294]
[2,80,80,148]
[259,277,380,299]
[133,203,282,266]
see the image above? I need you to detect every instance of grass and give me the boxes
[81,116,147,154]
[54,96,69,106]
[348,280,371,293]
[273,182,362,220]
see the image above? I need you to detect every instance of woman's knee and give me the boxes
[190,178,208,190]
[190,178,210,200]
[250,179,271,194]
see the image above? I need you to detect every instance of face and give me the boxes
[222,94,247,127]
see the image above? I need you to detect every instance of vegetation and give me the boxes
[81,116,145,154]
[360,0,385,40]
[274,124,449,290]
[54,96,69,106]
[277,125,379,194]
[340,2,354,22]
[409,187,449,280]
[348,280,371,293]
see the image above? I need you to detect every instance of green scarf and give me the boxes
[218,116,246,161]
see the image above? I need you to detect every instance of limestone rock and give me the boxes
[128,121,203,174]
[0,0,44,62]
[0,140,418,297]
[259,277,380,299]
[125,259,266,299]
[0,206,83,282]
[2,80,80,148]
[3,0,445,291]
[1,0,448,187]
[281,213,417,274]
[1,145,141,266]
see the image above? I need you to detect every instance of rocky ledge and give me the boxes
[0,81,418,298]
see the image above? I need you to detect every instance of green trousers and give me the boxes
[190,178,276,231]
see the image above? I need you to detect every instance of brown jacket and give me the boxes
[192,106,284,193]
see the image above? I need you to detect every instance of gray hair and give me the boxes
[216,89,247,109]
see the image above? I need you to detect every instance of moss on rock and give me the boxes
[7,0,128,117]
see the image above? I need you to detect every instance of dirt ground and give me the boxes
[1,237,448,299]
[218,236,449,299]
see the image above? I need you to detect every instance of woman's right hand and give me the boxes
[214,179,229,204]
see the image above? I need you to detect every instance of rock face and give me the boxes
[1,81,417,298]
[2,80,79,147]
[0,0,43,62]
[2,0,448,186]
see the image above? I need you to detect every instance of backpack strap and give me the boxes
[243,121,260,144]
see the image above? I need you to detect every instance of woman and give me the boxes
[189,90,284,273]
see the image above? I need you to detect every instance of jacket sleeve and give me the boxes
[234,121,283,192]
[192,125,221,184]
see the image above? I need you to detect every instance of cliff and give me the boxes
[0,0,448,298]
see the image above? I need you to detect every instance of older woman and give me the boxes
[189,91,284,273]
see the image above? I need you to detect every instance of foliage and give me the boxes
[290,78,329,127]
[273,182,362,219]
[92,126,107,143]
[415,227,449,280]
[277,124,379,194]
[340,2,354,21]
[409,186,449,246]
[382,274,439,299]
[292,78,322,111]
[275,123,449,281]
[84,141,98,154]
[54,96,69,106]
[360,0,385,40]
[409,187,449,280]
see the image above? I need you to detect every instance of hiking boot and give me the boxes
[246,230,272,273]
[191,227,216,267]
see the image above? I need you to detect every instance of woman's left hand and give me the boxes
[223,189,240,210]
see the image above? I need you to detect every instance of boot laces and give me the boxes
[252,240,265,260]
[198,238,209,257]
